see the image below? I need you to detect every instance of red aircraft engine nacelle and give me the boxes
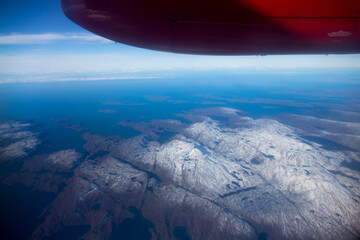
[61,0,360,55]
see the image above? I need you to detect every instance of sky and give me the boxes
[0,0,360,82]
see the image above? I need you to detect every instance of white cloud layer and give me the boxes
[0,32,359,78]
[0,33,111,44]
[0,53,359,76]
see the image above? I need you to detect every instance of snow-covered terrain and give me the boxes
[1,107,359,239]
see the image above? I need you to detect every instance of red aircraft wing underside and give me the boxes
[62,0,360,55]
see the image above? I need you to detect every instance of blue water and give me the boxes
[173,226,192,240]
[43,225,91,240]
[0,72,358,153]
[0,183,56,240]
[110,206,155,240]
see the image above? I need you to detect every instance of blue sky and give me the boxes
[0,0,359,81]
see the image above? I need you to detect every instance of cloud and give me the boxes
[0,74,162,84]
[0,50,359,76]
[98,109,118,114]
[0,33,111,44]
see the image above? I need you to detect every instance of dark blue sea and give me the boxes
[1,70,358,154]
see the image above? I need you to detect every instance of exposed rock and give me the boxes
[2,149,82,193]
